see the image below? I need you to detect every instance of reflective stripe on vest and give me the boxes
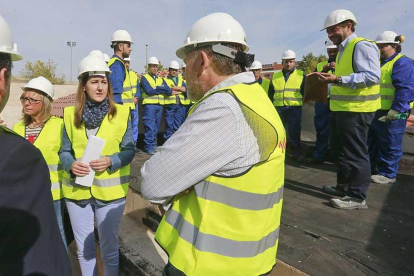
[272,70,304,106]
[155,82,286,276]
[141,73,165,105]
[13,116,64,201]
[330,37,380,112]
[108,57,133,108]
[125,70,138,110]
[163,76,182,105]
[62,105,130,201]
[260,78,270,94]
[379,54,403,110]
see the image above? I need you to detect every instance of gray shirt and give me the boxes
[338,33,381,89]
[141,72,260,204]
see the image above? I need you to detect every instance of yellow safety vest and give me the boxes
[141,73,165,105]
[155,82,286,276]
[128,69,138,110]
[163,75,183,105]
[13,116,64,201]
[108,57,133,109]
[330,37,380,112]
[316,61,328,73]
[62,105,130,201]
[182,78,192,105]
[379,53,404,110]
[260,77,271,94]
[272,69,304,106]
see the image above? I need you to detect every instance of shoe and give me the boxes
[329,196,368,210]
[322,185,347,197]
[145,148,155,155]
[371,174,396,184]
[290,155,304,163]
[306,157,324,165]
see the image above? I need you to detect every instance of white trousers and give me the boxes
[66,198,125,276]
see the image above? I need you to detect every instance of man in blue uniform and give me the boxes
[108,30,133,104]
[368,31,414,184]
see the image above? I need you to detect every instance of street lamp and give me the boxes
[145,43,148,72]
[67,41,76,83]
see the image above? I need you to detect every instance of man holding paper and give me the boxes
[60,53,135,275]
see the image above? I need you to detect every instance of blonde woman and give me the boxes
[60,54,134,275]
[13,76,67,248]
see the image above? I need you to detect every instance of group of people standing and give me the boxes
[105,31,190,155]
[251,9,414,210]
[1,6,413,276]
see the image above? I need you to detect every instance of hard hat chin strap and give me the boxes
[211,44,254,68]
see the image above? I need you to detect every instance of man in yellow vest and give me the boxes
[124,57,140,145]
[308,40,338,164]
[108,30,133,105]
[318,9,381,209]
[270,49,305,162]
[140,56,176,154]
[250,60,273,95]
[368,31,414,184]
[0,13,71,275]
[163,60,187,140]
[141,12,285,276]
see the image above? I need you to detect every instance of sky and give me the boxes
[2,0,414,81]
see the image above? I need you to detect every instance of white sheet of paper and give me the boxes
[75,135,106,187]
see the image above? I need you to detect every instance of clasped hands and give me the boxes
[71,157,111,177]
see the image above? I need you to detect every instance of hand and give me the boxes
[171,90,181,95]
[329,62,336,70]
[71,161,90,176]
[133,97,138,104]
[318,73,338,84]
[89,157,112,172]
[387,109,399,121]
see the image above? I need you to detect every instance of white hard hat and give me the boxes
[282,50,296,60]
[181,62,186,68]
[78,54,111,79]
[124,57,131,62]
[169,60,180,70]
[111,30,133,44]
[103,54,110,63]
[0,14,22,61]
[176,12,249,59]
[250,61,262,70]
[325,40,337,49]
[322,9,357,31]
[89,50,105,60]
[22,76,54,101]
[375,31,402,44]
[148,56,159,65]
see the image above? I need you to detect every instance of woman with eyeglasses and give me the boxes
[13,76,67,248]
[59,54,134,275]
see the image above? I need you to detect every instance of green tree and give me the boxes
[144,61,164,72]
[296,53,327,74]
[20,60,66,84]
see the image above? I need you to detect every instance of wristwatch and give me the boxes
[335,77,342,85]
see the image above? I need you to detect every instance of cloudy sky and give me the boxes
[2,0,413,81]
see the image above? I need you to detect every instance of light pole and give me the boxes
[145,43,148,72]
[67,41,76,83]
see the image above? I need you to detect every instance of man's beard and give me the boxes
[187,76,206,102]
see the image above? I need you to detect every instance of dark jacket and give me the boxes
[0,126,71,276]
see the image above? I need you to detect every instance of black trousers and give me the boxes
[330,111,375,199]
[163,262,272,276]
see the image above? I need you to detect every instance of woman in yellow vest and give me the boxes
[368,31,414,184]
[13,76,67,249]
[59,54,135,275]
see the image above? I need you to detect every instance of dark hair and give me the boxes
[0,53,13,78]
[111,42,120,50]
[74,74,117,128]
[396,44,402,53]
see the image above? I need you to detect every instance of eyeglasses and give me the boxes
[20,96,42,105]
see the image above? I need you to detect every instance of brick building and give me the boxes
[261,62,284,80]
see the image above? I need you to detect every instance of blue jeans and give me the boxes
[164,104,182,141]
[53,199,67,251]
[130,104,139,143]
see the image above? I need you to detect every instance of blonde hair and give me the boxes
[21,90,52,126]
[74,74,117,128]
